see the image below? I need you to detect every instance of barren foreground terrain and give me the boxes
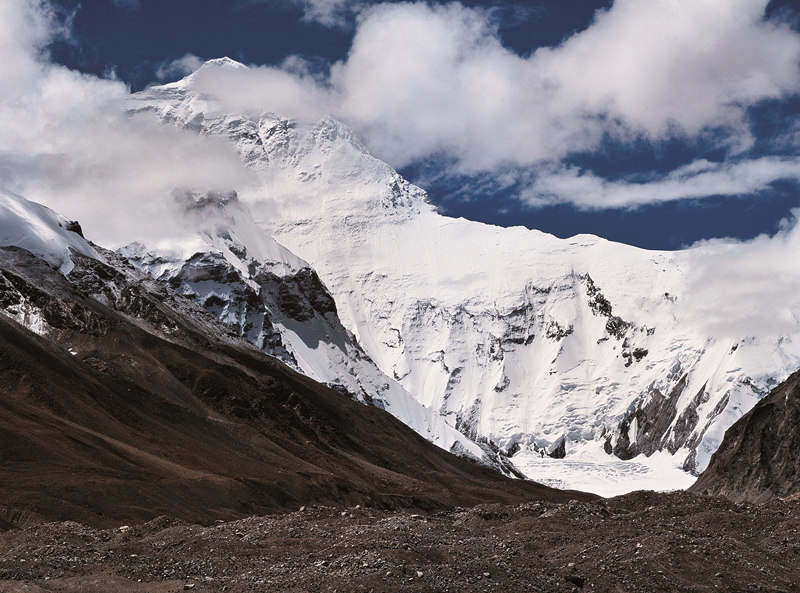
[0,491,798,593]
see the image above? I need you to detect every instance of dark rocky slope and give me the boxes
[0,246,588,529]
[692,368,800,503]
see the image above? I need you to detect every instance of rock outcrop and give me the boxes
[692,368,800,503]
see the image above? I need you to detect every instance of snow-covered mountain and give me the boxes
[117,189,515,472]
[1,189,575,528]
[0,190,99,335]
[127,59,800,494]
[0,187,512,474]
[0,190,97,275]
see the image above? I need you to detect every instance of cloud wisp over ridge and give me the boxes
[523,157,800,209]
[4,0,800,220]
[0,0,254,250]
[181,0,800,209]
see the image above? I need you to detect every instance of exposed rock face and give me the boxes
[0,247,112,337]
[692,368,800,503]
[151,248,296,364]
[611,375,698,459]
[117,193,515,474]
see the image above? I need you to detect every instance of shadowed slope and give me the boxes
[692,368,800,503]
[0,247,591,529]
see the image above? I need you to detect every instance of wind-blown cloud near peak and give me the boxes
[191,0,800,205]
[3,0,800,236]
[0,0,798,339]
[0,0,254,249]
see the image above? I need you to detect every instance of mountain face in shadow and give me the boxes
[0,243,588,529]
[692,368,800,503]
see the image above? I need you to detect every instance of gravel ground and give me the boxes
[0,490,798,592]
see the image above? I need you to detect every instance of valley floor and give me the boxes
[0,491,797,593]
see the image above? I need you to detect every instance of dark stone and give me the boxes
[670,383,707,455]
[583,274,612,317]
[64,220,84,237]
[565,574,585,588]
[545,321,574,340]
[613,375,689,460]
[605,316,629,339]
[548,438,566,459]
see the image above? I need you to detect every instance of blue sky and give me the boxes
[16,0,800,248]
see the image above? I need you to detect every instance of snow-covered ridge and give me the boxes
[0,187,513,473]
[119,189,514,474]
[0,189,98,274]
[126,62,800,493]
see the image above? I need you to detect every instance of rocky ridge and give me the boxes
[0,189,556,528]
[692,368,800,503]
[116,189,517,474]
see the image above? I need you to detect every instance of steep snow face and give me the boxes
[0,190,101,335]
[0,188,504,473]
[0,190,98,274]
[131,65,800,491]
[119,190,508,473]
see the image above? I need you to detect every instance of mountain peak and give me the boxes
[199,57,248,72]
[139,56,250,99]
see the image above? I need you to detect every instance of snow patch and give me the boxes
[514,442,697,498]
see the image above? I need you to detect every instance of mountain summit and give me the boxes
[123,65,800,494]
[200,57,248,70]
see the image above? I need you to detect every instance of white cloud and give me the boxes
[330,0,800,170]
[242,0,359,28]
[3,0,800,247]
[189,56,333,121]
[0,0,55,93]
[521,157,800,209]
[299,0,357,27]
[0,0,254,249]
[537,0,800,142]
[155,53,205,80]
[1,0,798,342]
[679,209,800,338]
[190,0,800,207]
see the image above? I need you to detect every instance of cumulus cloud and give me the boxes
[242,0,359,28]
[679,210,800,338]
[3,0,800,243]
[188,0,800,207]
[298,0,357,27]
[522,157,800,209]
[180,0,800,338]
[333,0,800,169]
[0,0,254,249]
[1,0,798,340]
